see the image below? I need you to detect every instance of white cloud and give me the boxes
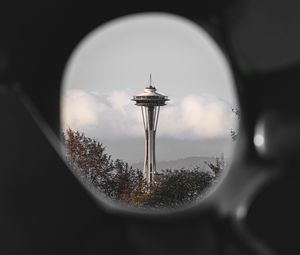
[62,89,105,127]
[158,94,236,139]
[61,89,237,140]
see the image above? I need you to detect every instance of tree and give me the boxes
[144,168,214,208]
[63,128,115,196]
[231,107,241,141]
[204,153,225,179]
[63,128,223,208]
[63,129,146,203]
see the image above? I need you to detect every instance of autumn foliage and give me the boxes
[63,128,223,208]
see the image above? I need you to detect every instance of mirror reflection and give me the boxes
[61,13,239,210]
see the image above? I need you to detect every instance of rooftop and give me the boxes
[132,85,169,106]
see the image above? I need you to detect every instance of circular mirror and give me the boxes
[61,13,239,212]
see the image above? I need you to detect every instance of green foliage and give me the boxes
[63,128,223,208]
[144,169,214,208]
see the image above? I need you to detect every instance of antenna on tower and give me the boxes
[149,73,152,87]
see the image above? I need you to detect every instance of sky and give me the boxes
[61,13,239,163]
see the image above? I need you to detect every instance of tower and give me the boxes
[132,75,169,187]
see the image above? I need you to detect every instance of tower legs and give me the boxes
[141,106,159,188]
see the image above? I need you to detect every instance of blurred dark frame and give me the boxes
[1,1,300,254]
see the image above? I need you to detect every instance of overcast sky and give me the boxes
[61,13,238,163]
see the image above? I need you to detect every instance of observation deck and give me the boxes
[132,86,169,106]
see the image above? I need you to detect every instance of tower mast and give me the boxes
[132,77,169,187]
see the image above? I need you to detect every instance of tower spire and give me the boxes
[149,73,152,87]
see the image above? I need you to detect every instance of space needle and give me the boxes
[132,75,169,188]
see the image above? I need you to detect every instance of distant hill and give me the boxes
[131,156,217,172]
